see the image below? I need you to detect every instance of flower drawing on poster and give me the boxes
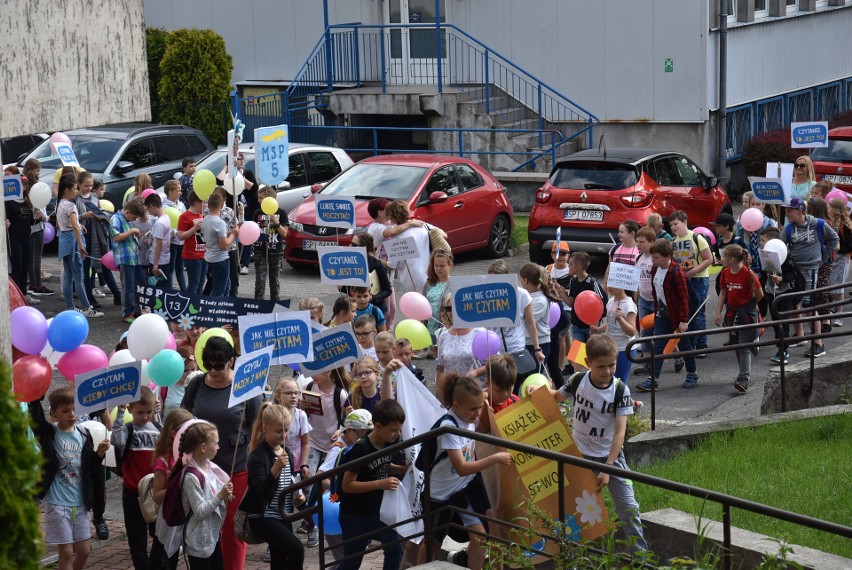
[575,490,603,526]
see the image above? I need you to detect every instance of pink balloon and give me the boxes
[399,292,433,321]
[740,208,764,233]
[101,251,117,272]
[693,226,716,246]
[141,189,156,199]
[58,344,108,382]
[238,221,261,246]
[826,188,848,205]
[165,332,177,351]
[50,132,72,147]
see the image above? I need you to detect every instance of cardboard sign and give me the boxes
[238,311,314,365]
[791,121,829,148]
[759,249,783,273]
[450,275,519,328]
[74,362,142,417]
[567,340,588,368]
[606,262,641,292]
[300,325,363,376]
[136,285,290,329]
[228,345,274,408]
[748,177,787,205]
[315,195,356,229]
[53,142,80,167]
[384,236,420,264]
[4,175,23,201]
[317,246,369,287]
[255,125,290,185]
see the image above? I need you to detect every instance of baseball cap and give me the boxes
[343,409,373,430]
[551,241,570,253]
[713,213,735,226]
[785,197,807,211]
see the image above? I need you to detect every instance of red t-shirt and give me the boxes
[719,266,760,308]
[178,210,205,260]
[491,394,520,413]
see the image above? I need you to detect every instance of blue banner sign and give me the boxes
[317,246,369,287]
[75,362,142,417]
[3,175,23,201]
[747,177,787,205]
[229,345,274,408]
[53,142,80,167]
[255,125,289,185]
[238,311,314,365]
[450,275,520,328]
[300,325,363,376]
[790,121,828,149]
[315,195,356,229]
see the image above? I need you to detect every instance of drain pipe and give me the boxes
[718,0,728,186]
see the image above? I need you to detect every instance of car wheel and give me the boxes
[486,215,510,258]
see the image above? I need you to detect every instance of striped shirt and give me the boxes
[110,211,140,266]
[263,460,294,519]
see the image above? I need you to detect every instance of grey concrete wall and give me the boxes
[762,352,852,414]
[593,122,714,176]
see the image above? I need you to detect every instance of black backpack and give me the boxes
[413,414,459,472]
[563,372,626,414]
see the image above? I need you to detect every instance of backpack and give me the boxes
[137,473,159,524]
[327,440,352,502]
[563,372,626,415]
[161,464,205,527]
[784,218,828,262]
[305,381,345,427]
[413,414,460,472]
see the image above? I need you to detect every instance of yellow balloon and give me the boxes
[195,327,235,372]
[394,319,432,350]
[109,407,133,424]
[100,199,115,213]
[261,197,279,216]
[194,170,216,201]
[122,186,136,206]
[164,207,180,229]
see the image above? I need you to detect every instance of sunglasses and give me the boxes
[203,361,228,371]
[443,306,453,314]
[795,163,807,169]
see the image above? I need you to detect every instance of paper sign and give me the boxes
[450,274,519,328]
[606,262,641,291]
[765,163,794,202]
[75,362,142,417]
[748,177,787,205]
[228,345,274,408]
[384,236,421,264]
[300,325,363,376]
[238,311,314,365]
[136,285,290,328]
[315,195,356,229]
[3,175,23,201]
[791,121,829,148]
[53,142,80,167]
[317,246,369,287]
[759,249,782,273]
[567,340,588,368]
[255,125,290,185]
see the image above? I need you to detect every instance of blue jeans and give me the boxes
[62,252,89,310]
[687,276,709,350]
[207,259,231,297]
[637,296,655,353]
[120,264,145,317]
[652,316,696,379]
[570,325,590,343]
[616,348,635,384]
[338,510,402,570]
[584,451,647,552]
[239,244,253,267]
[183,258,207,295]
[167,243,187,290]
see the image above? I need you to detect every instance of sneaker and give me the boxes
[90,300,102,310]
[30,285,55,296]
[804,345,826,358]
[788,337,807,348]
[834,319,843,327]
[682,375,699,389]
[25,294,41,305]
[674,357,685,372]
[92,288,106,298]
[262,546,271,562]
[94,518,109,540]
[240,265,249,275]
[734,378,749,393]
[83,307,104,318]
[122,315,136,324]
[306,528,319,548]
[447,550,469,566]
[770,351,789,365]
[635,378,658,392]
[823,323,832,334]
[297,521,308,535]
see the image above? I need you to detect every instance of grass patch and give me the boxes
[510,215,529,249]
[634,414,852,558]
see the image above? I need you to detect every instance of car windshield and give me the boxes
[812,139,852,162]
[24,134,123,173]
[550,162,639,190]
[319,163,428,200]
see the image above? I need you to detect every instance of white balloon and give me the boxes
[763,238,788,265]
[109,348,136,367]
[127,313,170,360]
[78,420,107,449]
[30,182,52,209]
[223,174,245,196]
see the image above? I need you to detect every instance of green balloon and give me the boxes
[193,170,216,200]
[394,319,432,350]
[520,373,551,397]
[148,349,185,387]
[164,206,180,229]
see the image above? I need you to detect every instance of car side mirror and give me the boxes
[277,181,291,191]
[114,161,135,175]
[310,183,323,194]
[429,191,448,204]
[706,176,718,190]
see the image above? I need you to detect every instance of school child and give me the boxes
[634,227,656,368]
[244,404,305,569]
[179,157,197,206]
[125,173,153,206]
[417,375,513,567]
[162,346,198,419]
[150,408,194,570]
[393,337,425,383]
[737,191,778,273]
[202,192,239,298]
[132,208,155,282]
[56,175,103,317]
[252,185,289,302]
[351,286,387,332]
[519,263,557,364]
[669,210,713,353]
[326,296,357,328]
[712,212,746,263]
[273,378,313,483]
[423,249,453,347]
[827,197,852,327]
[204,186,240,297]
[174,422,234,569]
[592,284,638,383]
[374,331,395,373]
[351,231,393,315]
[144,193,172,285]
[23,158,54,296]
[563,252,608,343]
[162,180,187,291]
[760,227,800,365]
[299,297,325,324]
[75,171,116,308]
[483,353,520,416]
[111,200,146,323]
[112,387,161,569]
[646,213,672,241]
[338,400,408,570]
[351,357,382,412]
[177,191,207,295]
[538,334,647,552]
[608,220,641,267]
[353,314,378,360]
[29,387,110,570]
[546,242,573,377]
[5,164,35,302]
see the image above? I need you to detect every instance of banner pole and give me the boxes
[230,403,248,478]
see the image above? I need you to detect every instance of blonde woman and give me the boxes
[791,156,816,201]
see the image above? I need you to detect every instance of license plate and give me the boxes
[303,239,335,251]
[564,209,604,222]
[824,175,852,185]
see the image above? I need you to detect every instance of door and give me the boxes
[383,0,447,85]
[668,156,716,227]
[417,165,467,247]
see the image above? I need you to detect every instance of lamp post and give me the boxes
[718,0,729,185]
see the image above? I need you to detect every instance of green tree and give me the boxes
[146,27,168,123]
[0,360,43,569]
[157,28,232,145]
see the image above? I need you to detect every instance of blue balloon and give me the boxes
[290,363,300,372]
[312,491,341,535]
[47,310,89,353]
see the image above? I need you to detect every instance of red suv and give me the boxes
[528,148,730,264]
[812,126,852,193]
[284,155,514,267]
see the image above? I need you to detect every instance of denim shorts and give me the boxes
[44,503,91,545]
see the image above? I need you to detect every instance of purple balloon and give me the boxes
[11,306,48,355]
[43,223,56,244]
[548,302,561,328]
[472,330,501,361]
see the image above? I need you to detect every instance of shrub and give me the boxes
[146,27,168,123]
[157,29,233,145]
[0,360,43,568]
[742,129,798,177]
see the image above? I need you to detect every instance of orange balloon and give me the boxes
[640,313,655,331]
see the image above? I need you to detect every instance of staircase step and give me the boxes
[492,118,541,135]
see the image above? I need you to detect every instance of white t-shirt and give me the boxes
[149,214,172,265]
[305,382,349,453]
[318,439,347,473]
[605,296,637,351]
[430,411,476,501]
[527,291,551,346]
[285,408,313,468]
[367,221,389,261]
[395,226,431,293]
[493,287,532,353]
[653,266,668,308]
[636,253,654,302]
[549,265,571,310]
[559,372,633,457]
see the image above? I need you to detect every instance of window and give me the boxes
[425,166,459,197]
[287,153,308,187]
[153,135,192,163]
[186,136,208,156]
[119,138,156,169]
[456,164,484,191]
[647,159,682,186]
[671,157,705,186]
[306,152,342,183]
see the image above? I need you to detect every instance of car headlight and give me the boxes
[290,222,303,232]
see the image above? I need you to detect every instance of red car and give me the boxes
[812,126,852,193]
[528,148,730,263]
[284,155,514,266]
